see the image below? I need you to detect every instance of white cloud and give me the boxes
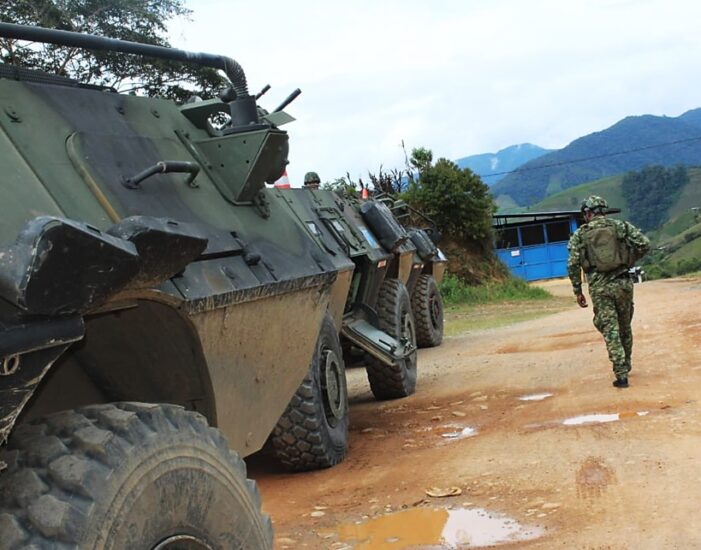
[172,0,701,183]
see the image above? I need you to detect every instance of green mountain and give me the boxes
[455,143,551,185]
[493,108,701,206]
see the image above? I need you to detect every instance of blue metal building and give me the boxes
[493,211,581,281]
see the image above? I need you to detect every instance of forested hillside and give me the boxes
[621,166,688,231]
[492,108,701,206]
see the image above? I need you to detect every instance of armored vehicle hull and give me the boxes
[0,23,423,548]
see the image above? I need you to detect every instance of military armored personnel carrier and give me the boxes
[375,195,447,348]
[0,23,421,548]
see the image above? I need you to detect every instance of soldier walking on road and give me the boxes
[567,196,650,388]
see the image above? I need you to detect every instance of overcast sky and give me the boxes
[170,0,701,185]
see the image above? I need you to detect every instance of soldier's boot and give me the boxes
[613,377,629,388]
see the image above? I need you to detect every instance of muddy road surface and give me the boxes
[249,278,701,549]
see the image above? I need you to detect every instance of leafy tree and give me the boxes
[409,147,433,175]
[0,0,226,100]
[403,148,496,242]
[321,177,358,198]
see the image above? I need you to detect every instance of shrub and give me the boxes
[439,274,551,306]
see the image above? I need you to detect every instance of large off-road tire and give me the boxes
[270,313,349,471]
[0,403,273,550]
[412,274,444,348]
[366,278,418,400]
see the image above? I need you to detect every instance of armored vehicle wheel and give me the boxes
[412,274,444,348]
[271,312,349,471]
[366,278,418,399]
[0,403,273,550]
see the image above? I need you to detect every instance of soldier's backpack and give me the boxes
[581,220,631,272]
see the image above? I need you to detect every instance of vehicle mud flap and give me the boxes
[0,315,85,447]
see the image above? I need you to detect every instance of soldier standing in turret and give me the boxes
[567,195,650,388]
[303,171,321,190]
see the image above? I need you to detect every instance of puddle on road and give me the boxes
[328,507,544,549]
[562,411,649,426]
[527,410,651,430]
[518,392,553,401]
[441,426,478,440]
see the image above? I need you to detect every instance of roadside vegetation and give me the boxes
[439,276,567,336]
[439,274,551,306]
[331,146,507,284]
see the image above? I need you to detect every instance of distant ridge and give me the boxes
[492,108,701,206]
[455,143,551,185]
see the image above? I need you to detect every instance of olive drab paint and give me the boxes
[0,23,446,459]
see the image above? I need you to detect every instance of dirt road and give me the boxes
[250,277,701,549]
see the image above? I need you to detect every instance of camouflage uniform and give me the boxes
[567,199,650,380]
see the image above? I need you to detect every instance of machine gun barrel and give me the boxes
[255,84,271,100]
[0,22,251,97]
[273,88,302,112]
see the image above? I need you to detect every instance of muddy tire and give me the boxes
[412,274,444,348]
[366,278,418,400]
[271,313,349,471]
[0,403,273,550]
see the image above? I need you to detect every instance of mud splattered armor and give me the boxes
[568,215,650,379]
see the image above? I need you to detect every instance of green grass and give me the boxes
[439,274,552,306]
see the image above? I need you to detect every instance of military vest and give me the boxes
[580,219,631,273]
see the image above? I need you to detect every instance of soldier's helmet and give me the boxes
[581,195,608,213]
[304,171,321,185]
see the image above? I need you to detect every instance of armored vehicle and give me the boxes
[376,196,447,348]
[0,23,419,548]
[268,187,447,453]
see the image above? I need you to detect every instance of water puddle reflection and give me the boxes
[518,392,553,401]
[441,426,478,440]
[562,411,648,426]
[527,410,651,430]
[329,507,544,549]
